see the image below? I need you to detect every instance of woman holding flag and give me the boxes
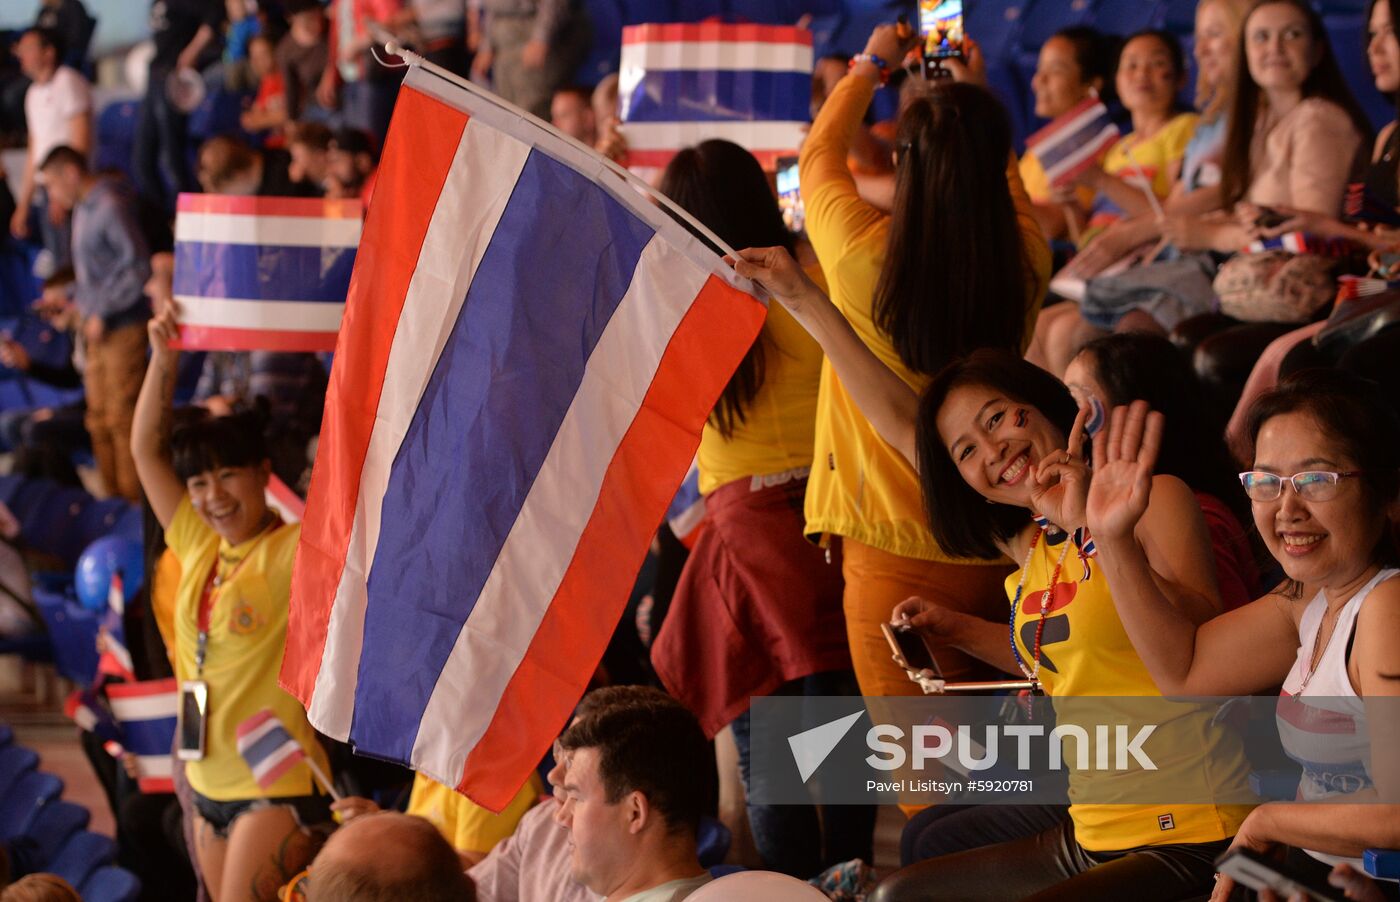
[797,22,1051,707]
[131,306,333,902]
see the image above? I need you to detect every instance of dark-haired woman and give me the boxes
[1081,373,1400,902]
[798,24,1051,707]
[648,140,869,878]
[131,307,331,902]
[1063,333,1260,610]
[1020,26,1114,240]
[733,247,1254,899]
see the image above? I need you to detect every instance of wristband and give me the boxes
[849,53,891,86]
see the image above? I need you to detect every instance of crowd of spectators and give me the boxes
[2,0,1400,900]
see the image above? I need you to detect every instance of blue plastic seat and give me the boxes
[1324,13,1394,133]
[81,865,142,902]
[48,830,116,890]
[0,771,64,841]
[696,816,732,868]
[1091,0,1164,35]
[32,587,100,686]
[966,0,1028,62]
[1364,848,1400,880]
[0,744,38,800]
[28,799,90,865]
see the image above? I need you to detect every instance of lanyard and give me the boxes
[194,517,278,676]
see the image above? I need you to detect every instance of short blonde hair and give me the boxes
[0,874,82,902]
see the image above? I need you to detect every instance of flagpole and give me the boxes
[368,27,744,264]
[304,755,342,801]
[1121,144,1167,222]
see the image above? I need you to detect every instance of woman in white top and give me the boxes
[1080,368,1400,900]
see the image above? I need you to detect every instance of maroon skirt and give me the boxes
[651,474,851,737]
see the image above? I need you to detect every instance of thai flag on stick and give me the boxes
[108,678,179,793]
[619,23,812,170]
[172,195,362,352]
[96,573,135,683]
[235,709,338,797]
[1025,97,1120,189]
[280,62,765,811]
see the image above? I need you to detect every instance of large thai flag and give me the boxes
[107,678,179,794]
[1025,97,1120,189]
[173,195,363,352]
[280,64,766,811]
[619,23,812,170]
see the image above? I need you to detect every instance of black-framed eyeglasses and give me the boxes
[1238,470,1363,502]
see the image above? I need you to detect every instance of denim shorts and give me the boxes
[192,789,332,839]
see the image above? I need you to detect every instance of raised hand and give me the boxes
[1027,403,1092,531]
[1086,400,1164,544]
[729,246,824,317]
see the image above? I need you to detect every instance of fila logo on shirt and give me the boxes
[1158,813,1176,831]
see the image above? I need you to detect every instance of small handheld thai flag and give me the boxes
[96,573,135,683]
[1245,232,1358,258]
[1025,97,1120,189]
[665,461,706,548]
[65,686,121,743]
[108,678,179,793]
[236,709,307,790]
[619,23,812,170]
[173,195,362,352]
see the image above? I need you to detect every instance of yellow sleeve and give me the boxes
[1008,152,1052,345]
[799,74,890,273]
[163,495,207,564]
[151,549,182,670]
[450,772,543,854]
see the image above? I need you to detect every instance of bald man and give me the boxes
[307,812,476,902]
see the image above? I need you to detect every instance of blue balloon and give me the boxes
[75,536,144,612]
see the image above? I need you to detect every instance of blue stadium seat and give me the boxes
[1091,0,1165,35]
[1014,0,1095,55]
[81,865,142,902]
[0,744,38,799]
[0,771,64,841]
[1325,13,1395,132]
[48,830,116,890]
[696,816,732,868]
[966,0,1028,62]
[1365,848,1400,880]
[1161,0,1197,34]
[32,587,100,686]
[28,800,90,865]
[24,487,98,567]
[95,100,140,184]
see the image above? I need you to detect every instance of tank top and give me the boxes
[1278,567,1399,872]
[1009,534,1254,851]
[1360,128,1400,215]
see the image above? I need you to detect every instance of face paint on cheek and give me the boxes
[1084,397,1106,438]
[1015,408,1028,428]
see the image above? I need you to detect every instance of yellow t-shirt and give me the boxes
[1097,113,1199,208]
[1008,536,1254,851]
[151,548,181,671]
[166,496,331,801]
[695,265,827,495]
[406,771,543,854]
[798,73,1052,562]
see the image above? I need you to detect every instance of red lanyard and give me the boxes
[194,517,278,675]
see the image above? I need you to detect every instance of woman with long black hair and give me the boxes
[799,23,1051,708]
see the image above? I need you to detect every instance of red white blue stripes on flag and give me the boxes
[173,195,362,352]
[107,678,179,794]
[280,65,766,811]
[1025,97,1120,189]
[619,23,812,169]
[236,709,307,790]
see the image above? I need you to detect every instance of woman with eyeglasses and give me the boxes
[729,247,1253,900]
[1080,369,1400,901]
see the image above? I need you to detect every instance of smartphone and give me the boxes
[881,622,939,674]
[1214,848,1347,902]
[919,0,966,64]
[775,155,804,234]
[177,679,209,761]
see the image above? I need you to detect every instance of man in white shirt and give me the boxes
[555,687,714,902]
[9,26,92,270]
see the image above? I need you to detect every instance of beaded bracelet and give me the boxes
[849,52,891,86]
